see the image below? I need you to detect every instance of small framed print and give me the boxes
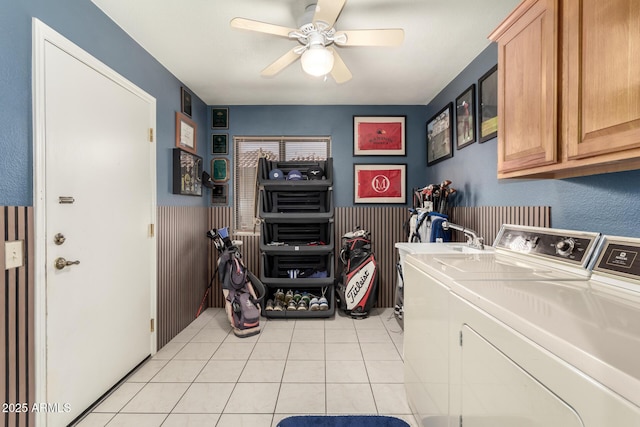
[211,107,229,129]
[354,163,406,204]
[211,134,229,155]
[175,111,197,154]
[210,184,228,205]
[211,157,229,182]
[181,87,192,117]
[353,116,406,156]
[478,65,498,143]
[455,84,476,149]
[426,103,453,166]
[172,148,202,196]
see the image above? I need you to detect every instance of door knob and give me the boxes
[55,257,80,270]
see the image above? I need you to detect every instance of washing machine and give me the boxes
[404,226,640,426]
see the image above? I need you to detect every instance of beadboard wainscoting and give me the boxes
[449,206,551,244]
[1,206,35,427]
[156,206,208,348]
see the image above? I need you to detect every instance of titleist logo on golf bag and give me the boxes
[346,260,376,309]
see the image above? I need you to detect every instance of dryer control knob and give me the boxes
[555,238,575,257]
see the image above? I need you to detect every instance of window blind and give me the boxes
[233,136,331,233]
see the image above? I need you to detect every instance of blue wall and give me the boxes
[425,44,640,237]
[209,105,427,207]
[3,2,640,237]
[0,0,208,207]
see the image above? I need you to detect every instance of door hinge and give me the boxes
[149,128,154,142]
[459,330,463,347]
[150,319,155,332]
[149,223,155,237]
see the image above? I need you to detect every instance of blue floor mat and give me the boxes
[277,415,410,427]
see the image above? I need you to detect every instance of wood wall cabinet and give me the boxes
[491,0,640,179]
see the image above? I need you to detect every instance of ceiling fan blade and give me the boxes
[230,17,296,38]
[334,29,405,46]
[261,48,301,77]
[313,0,346,28]
[328,47,352,84]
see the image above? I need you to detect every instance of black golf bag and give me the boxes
[199,227,266,338]
[335,228,379,319]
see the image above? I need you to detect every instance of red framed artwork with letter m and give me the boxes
[354,164,406,204]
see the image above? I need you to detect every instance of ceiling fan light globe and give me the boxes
[301,47,334,77]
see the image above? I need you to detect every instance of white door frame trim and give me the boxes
[32,18,157,424]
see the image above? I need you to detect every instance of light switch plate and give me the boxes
[5,240,24,270]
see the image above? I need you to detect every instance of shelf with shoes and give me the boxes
[258,157,335,319]
[262,286,334,318]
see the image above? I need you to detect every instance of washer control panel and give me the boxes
[494,225,601,267]
[594,236,640,282]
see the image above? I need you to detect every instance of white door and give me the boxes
[34,20,156,426]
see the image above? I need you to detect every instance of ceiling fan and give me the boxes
[230,0,404,83]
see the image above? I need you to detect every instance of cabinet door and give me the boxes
[565,0,640,159]
[493,0,559,174]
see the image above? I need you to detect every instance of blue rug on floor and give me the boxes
[277,415,410,427]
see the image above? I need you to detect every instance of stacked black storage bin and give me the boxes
[258,157,335,318]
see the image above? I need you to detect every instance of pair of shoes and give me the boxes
[265,299,274,311]
[293,291,302,303]
[300,292,311,305]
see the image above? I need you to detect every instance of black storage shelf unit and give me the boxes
[259,158,335,319]
[258,158,333,190]
[260,221,334,254]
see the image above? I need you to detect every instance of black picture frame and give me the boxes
[211,107,229,129]
[426,103,454,166]
[172,148,203,196]
[478,65,498,143]
[210,184,228,205]
[455,84,476,149]
[180,87,192,117]
[211,134,228,155]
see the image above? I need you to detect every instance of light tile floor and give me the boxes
[76,307,418,427]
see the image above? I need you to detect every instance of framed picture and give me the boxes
[478,65,498,143]
[210,184,228,205]
[211,157,229,183]
[175,111,197,154]
[353,116,406,156]
[180,87,192,117]
[455,84,476,149]
[353,163,406,204]
[211,107,229,129]
[211,134,229,155]
[426,103,454,166]
[172,148,202,196]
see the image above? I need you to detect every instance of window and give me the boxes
[233,136,331,233]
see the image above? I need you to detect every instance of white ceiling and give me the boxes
[91,0,519,106]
